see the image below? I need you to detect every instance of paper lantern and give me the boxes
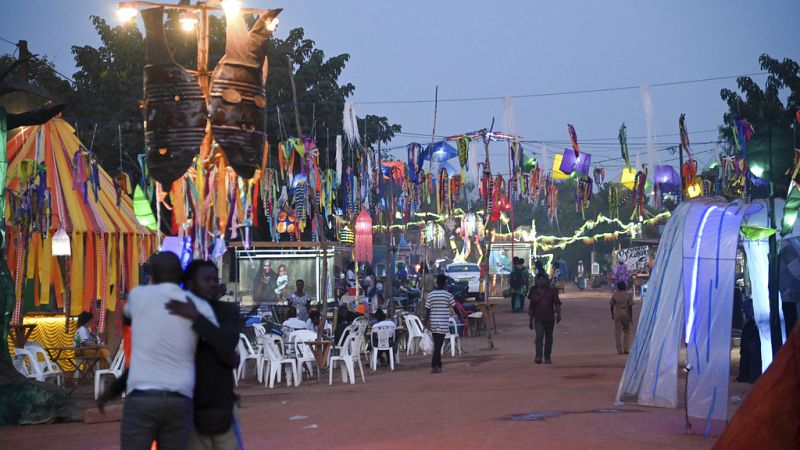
[686,179,703,198]
[558,149,591,176]
[655,165,680,193]
[552,154,570,180]
[354,209,373,262]
[340,225,354,245]
[52,228,71,256]
[133,185,158,231]
[523,155,537,172]
[620,168,636,190]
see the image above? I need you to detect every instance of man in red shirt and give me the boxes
[528,273,562,364]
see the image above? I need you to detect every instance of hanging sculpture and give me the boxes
[209,9,282,179]
[609,184,620,219]
[141,7,207,187]
[457,136,470,180]
[593,166,605,186]
[567,123,581,157]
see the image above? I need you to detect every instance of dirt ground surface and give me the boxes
[1,286,752,449]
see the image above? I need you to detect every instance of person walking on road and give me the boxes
[528,273,562,364]
[509,257,531,313]
[610,281,634,354]
[424,274,455,373]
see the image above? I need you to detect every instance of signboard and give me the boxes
[488,244,533,275]
[616,245,650,272]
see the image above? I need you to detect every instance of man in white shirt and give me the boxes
[282,306,307,331]
[120,252,217,450]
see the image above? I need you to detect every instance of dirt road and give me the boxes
[1,288,749,449]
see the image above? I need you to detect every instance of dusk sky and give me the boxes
[2,0,798,180]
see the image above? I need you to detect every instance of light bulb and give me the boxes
[750,165,764,178]
[117,3,138,22]
[179,12,198,31]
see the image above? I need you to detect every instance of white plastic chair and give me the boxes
[443,317,462,357]
[15,347,62,385]
[252,323,267,337]
[288,330,318,383]
[94,341,125,399]
[25,343,64,385]
[404,315,425,355]
[370,325,398,371]
[263,341,298,388]
[12,349,38,380]
[328,333,365,385]
[236,333,263,382]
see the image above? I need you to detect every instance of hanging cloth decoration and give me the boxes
[574,176,593,216]
[354,208,373,262]
[293,174,309,233]
[335,135,343,184]
[567,124,581,157]
[457,137,470,180]
[343,101,361,148]
[133,184,158,231]
[546,176,558,223]
[407,143,422,183]
[630,170,648,220]
[609,184,620,219]
[619,123,631,169]
[437,168,450,216]
[490,175,509,222]
[593,167,605,186]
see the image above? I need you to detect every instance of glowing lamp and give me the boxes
[620,168,636,190]
[52,229,71,256]
[266,17,279,32]
[117,3,138,22]
[749,164,764,178]
[339,225,354,245]
[558,149,591,175]
[179,12,198,31]
[655,165,680,193]
[133,185,158,231]
[354,209,373,262]
[686,180,703,198]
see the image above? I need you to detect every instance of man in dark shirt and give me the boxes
[166,260,241,450]
[528,273,562,364]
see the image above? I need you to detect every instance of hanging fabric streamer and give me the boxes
[567,124,581,157]
[619,123,631,169]
[343,101,360,148]
[457,136,470,180]
[407,143,422,183]
[335,135,343,184]
[593,167,605,186]
[609,184,619,219]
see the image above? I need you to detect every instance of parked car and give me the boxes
[445,263,481,297]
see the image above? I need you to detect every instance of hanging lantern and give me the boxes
[686,179,703,198]
[654,165,680,193]
[52,228,71,256]
[340,225,354,245]
[354,209,373,262]
[620,168,637,190]
[552,154,570,180]
[133,185,158,231]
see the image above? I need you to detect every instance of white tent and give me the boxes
[615,198,793,428]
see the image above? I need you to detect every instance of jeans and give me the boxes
[431,332,446,369]
[121,390,193,450]
[511,294,525,312]
[534,320,555,361]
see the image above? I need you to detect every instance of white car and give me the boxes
[445,263,482,296]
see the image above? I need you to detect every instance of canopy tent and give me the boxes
[4,118,156,332]
[615,198,796,432]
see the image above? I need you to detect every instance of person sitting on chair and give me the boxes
[371,309,396,366]
[73,311,112,368]
[305,310,332,335]
[282,307,307,331]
